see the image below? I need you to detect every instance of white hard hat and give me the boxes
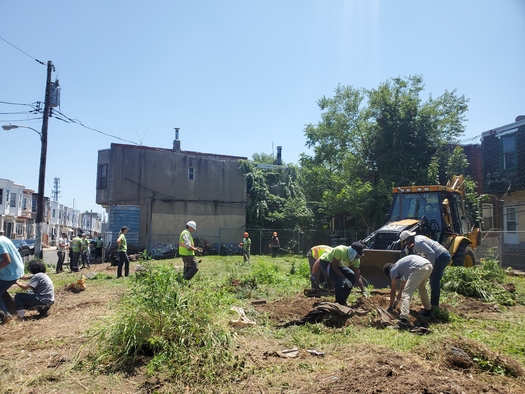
[186,221,197,230]
[399,230,416,241]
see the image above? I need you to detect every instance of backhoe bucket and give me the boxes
[360,249,402,289]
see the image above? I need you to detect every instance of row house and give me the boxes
[481,115,525,266]
[0,179,30,239]
[1,177,104,244]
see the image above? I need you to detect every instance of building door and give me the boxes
[5,222,13,238]
[504,206,519,244]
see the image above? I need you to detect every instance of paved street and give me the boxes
[21,247,60,267]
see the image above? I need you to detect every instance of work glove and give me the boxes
[195,247,204,256]
[343,278,353,288]
[387,299,399,313]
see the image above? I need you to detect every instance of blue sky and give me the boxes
[1,1,524,215]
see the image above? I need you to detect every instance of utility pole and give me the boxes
[35,60,54,259]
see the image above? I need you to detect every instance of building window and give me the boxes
[188,167,195,181]
[32,199,37,213]
[98,164,108,189]
[482,203,494,231]
[0,189,2,205]
[22,197,27,210]
[52,208,56,218]
[10,192,16,208]
[16,223,23,236]
[502,135,516,170]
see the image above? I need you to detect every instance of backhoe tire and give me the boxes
[452,244,476,267]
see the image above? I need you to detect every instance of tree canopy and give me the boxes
[300,75,470,229]
[242,76,473,232]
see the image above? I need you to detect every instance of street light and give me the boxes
[2,124,46,259]
[2,124,42,136]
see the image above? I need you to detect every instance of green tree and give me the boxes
[251,152,283,165]
[240,161,313,230]
[302,75,470,229]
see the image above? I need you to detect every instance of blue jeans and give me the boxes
[0,279,17,315]
[430,252,451,308]
[320,261,356,306]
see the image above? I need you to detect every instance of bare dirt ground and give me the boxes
[1,263,525,393]
[248,293,525,394]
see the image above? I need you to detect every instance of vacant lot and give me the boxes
[1,256,524,393]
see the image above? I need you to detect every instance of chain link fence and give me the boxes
[141,228,525,271]
[474,230,525,270]
[146,228,371,259]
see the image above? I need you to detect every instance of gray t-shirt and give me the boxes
[28,272,55,305]
[390,254,432,281]
[413,235,449,264]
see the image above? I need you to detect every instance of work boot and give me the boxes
[39,305,51,317]
[396,317,410,330]
[418,308,434,318]
[1,313,13,325]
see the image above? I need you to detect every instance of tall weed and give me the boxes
[90,262,242,385]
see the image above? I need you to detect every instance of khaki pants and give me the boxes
[400,264,433,320]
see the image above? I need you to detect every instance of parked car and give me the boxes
[25,239,35,255]
[11,239,31,258]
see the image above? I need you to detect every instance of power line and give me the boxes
[52,108,138,145]
[0,36,45,65]
[0,100,37,107]
[0,111,39,115]
[0,116,43,123]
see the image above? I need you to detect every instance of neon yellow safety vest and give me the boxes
[310,245,332,259]
[178,229,194,256]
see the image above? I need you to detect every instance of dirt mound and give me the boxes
[254,295,327,324]
[254,292,394,328]
[310,346,520,394]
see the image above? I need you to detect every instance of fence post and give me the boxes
[218,227,222,256]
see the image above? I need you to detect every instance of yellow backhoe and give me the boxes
[359,175,481,288]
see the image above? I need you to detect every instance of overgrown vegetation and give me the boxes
[441,252,524,306]
[89,263,243,386]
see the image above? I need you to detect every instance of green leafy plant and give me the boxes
[442,253,522,306]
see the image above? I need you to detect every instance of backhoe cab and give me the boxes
[359,175,481,288]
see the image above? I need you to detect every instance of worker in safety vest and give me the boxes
[308,245,334,290]
[240,232,251,263]
[318,242,366,305]
[178,221,202,280]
